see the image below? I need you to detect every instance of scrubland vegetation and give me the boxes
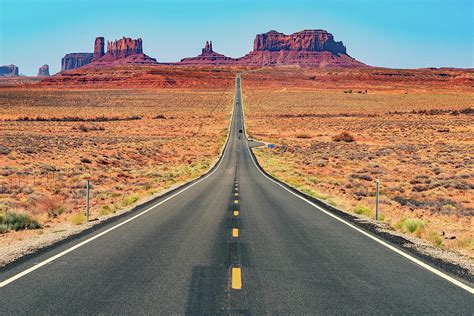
[243,71,473,257]
[0,88,233,249]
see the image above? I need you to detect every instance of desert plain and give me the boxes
[242,67,473,257]
[0,65,473,264]
[0,67,236,264]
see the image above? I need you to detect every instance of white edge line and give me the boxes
[0,81,239,288]
[239,80,473,295]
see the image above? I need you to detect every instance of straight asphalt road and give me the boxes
[0,75,473,314]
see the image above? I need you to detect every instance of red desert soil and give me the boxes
[0,65,472,264]
[33,65,243,89]
[241,67,474,258]
[0,67,237,265]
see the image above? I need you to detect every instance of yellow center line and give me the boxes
[234,200,238,204]
[232,228,239,238]
[233,211,239,216]
[234,193,239,196]
[231,267,242,290]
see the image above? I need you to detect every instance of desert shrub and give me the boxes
[69,213,86,225]
[0,145,12,155]
[143,182,153,190]
[426,230,443,246]
[122,194,139,206]
[295,133,312,139]
[12,115,142,122]
[397,218,425,233]
[332,131,355,142]
[80,158,92,164]
[153,114,166,119]
[0,212,42,231]
[450,238,474,250]
[393,196,430,208]
[353,206,372,217]
[99,205,115,216]
[0,224,8,234]
[350,173,373,181]
[354,190,371,197]
[78,124,89,132]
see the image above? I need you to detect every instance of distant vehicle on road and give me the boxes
[248,138,254,142]
[239,129,243,133]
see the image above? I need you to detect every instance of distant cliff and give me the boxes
[61,36,156,71]
[61,53,94,71]
[0,64,19,76]
[237,30,365,67]
[59,29,365,71]
[178,29,365,68]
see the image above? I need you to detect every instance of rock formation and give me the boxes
[86,36,157,67]
[202,41,213,54]
[106,37,143,58]
[252,30,346,53]
[238,30,365,68]
[61,53,94,71]
[0,64,19,76]
[38,64,50,76]
[94,37,105,60]
[180,40,236,65]
[61,36,157,71]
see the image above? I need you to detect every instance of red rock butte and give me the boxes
[0,64,19,76]
[180,40,236,65]
[58,29,366,71]
[61,36,157,71]
[61,53,93,71]
[237,30,365,68]
[87,36,157,68]
[37,64,50,77]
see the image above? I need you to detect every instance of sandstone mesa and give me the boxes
[58,29,366,71]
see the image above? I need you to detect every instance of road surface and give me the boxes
[1,76,473,314]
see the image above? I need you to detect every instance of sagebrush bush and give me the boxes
[295,133,312,139]
[0,212,42,231]
[69,213,86,225]
[353,206,372,217]
[99,205,115,216]
[332,131,356,142]
[122,194,139,206]
[427,230,443,246]
[0,224,8,234]
[397,218,425,233]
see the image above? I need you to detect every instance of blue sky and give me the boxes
[1,0,472,75]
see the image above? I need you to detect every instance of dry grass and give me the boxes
[0,87,233,247]
[242,70,474,257]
